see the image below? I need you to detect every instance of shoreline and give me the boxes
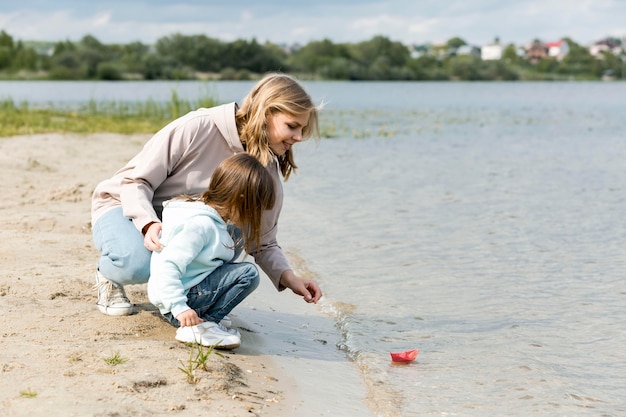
[0,133,371,416]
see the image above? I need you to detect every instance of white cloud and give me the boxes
[350,14,402,32]
[91,11,112,27]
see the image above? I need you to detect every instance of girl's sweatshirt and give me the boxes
[147,200,236,318]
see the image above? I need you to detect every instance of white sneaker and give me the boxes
[220,315,232,328]
[199,320,241,339]
[175,322,241,349]
[94,270,133,316]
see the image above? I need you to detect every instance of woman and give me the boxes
[91,72,322,316]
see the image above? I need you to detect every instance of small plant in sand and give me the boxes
[194,340,223,371]
[178,347,199,384]
[178,341,223,384]
[20,388,37,398]
[104,352,128,366]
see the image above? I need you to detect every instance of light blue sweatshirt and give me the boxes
[148,200,235,318]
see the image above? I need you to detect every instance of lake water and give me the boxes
[3,80,626,416]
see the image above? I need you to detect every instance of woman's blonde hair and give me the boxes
[236,72,320,180]
[189,153,275,248]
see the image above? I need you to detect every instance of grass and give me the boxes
[103,352,128,366]
[178,341,224,384]
[20,388,37,398]
[0,89,220,137]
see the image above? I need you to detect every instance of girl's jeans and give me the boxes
[92,207,244,286]
[163,261,260,326]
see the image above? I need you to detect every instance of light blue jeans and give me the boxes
[92,207,244,287]
[92,207,151,286]
[163,261,260,327]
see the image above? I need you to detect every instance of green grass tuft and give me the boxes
[103,352,128,366]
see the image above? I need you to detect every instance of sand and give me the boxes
[0,133,372,417]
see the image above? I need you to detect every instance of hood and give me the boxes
[160,200,226,244]
[202,102,243,153]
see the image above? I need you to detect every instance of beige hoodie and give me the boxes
[91,102,289,289]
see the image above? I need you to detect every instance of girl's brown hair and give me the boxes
[195,153,275,248]
[236,72,320,180]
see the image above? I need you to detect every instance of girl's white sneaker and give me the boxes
[175,322,241,349]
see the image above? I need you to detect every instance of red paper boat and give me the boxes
[390,349,419,363]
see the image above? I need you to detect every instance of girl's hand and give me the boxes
[176,309,203,327]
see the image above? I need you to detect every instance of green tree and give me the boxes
[481,60,519,80]
[52,40,76,56]
[350,35,410,68]
[288,39,349,73]
[96,62,123,80]
[590,51,624,79]
[557,38,594,77]
[49,50,82,79]
[319,57,360,80]
[78,35,120,78]
[156,34,224,72]
[11,41,42,71]
[222,38,285,73]
[406,55,447,80]
[118,41,150,74]
[0,30,15,69]
[141,53,192,80]
[502,43,519,65]
[446,37,467,49]
[535,57,559,74]
[446,55,483,80]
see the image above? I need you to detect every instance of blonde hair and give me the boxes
[180,153,275,248]
[236,72,320,180]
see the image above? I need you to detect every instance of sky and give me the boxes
[1,0,625,47]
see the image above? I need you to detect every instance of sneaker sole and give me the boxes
[97,304,134,316]
[175,338,240,350]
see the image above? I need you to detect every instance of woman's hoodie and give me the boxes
[147,199,236,318]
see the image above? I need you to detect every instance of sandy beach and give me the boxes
[0,133,371,417]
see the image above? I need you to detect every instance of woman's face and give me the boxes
[267,111,310,156]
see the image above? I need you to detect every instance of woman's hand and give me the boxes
[280,270,323,304]
[143,222,163,251]
[176,309,203,327]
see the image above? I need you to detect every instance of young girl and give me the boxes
[147,153,275,349]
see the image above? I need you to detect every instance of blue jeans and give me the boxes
[92,207,245,287]
[92,207,151,286]
[163,262,260,327]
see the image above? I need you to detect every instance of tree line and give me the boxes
[0,30,623,81]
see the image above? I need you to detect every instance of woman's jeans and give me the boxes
[92,207,244,287]
[163,262,260,327]
[92,207,151,286]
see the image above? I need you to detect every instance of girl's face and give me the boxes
[267,111,310,156]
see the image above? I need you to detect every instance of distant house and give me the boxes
[481,39,502,60]
[524,41,548,63]
[589,37,623,58]
[546,40,569,60]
